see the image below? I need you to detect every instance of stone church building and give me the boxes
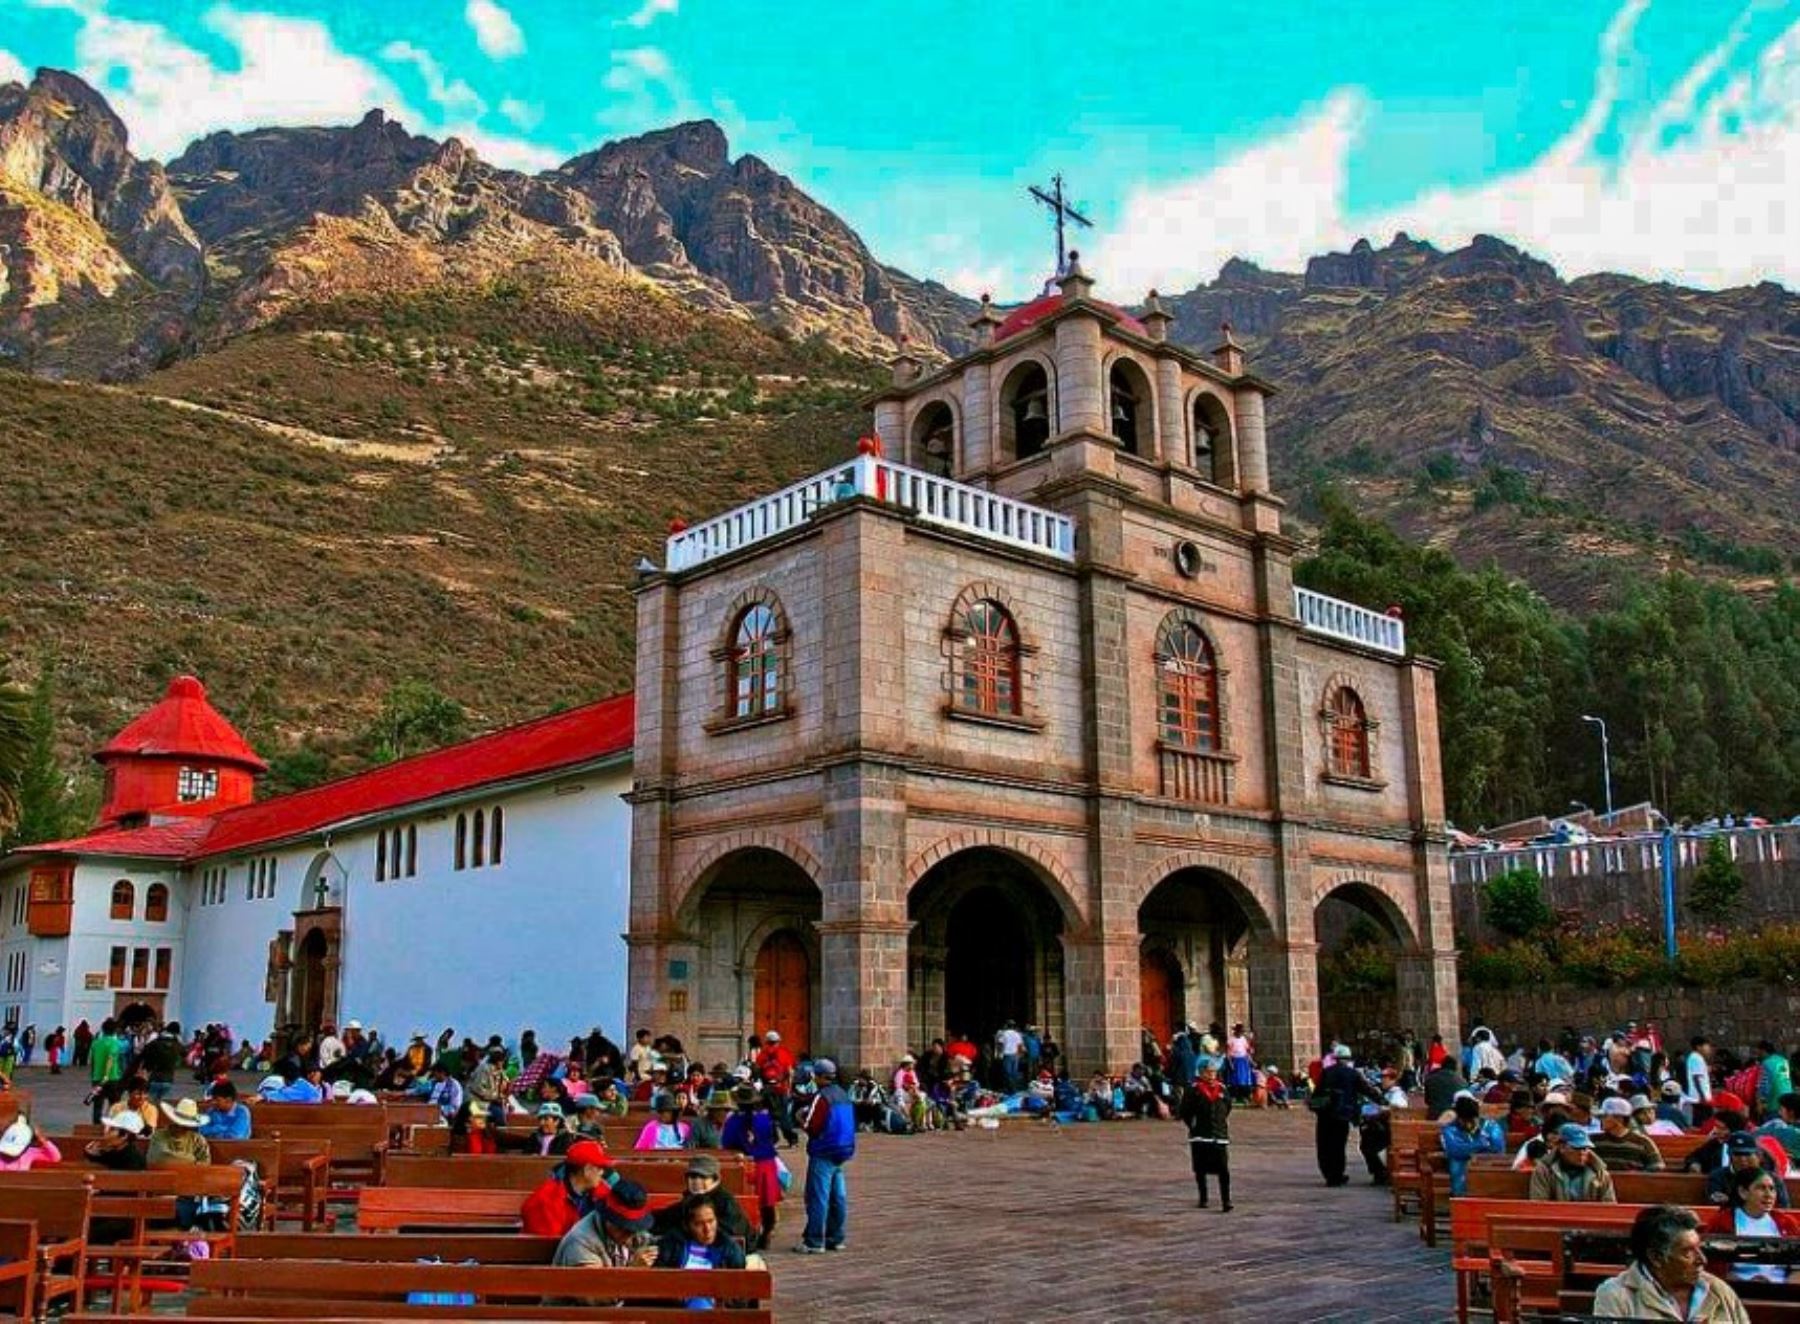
[629,258,1457,1075]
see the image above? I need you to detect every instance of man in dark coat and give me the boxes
[651,1154,755,1240]
[1423,1053,1469,1117]
[1315,1044,1382,1187]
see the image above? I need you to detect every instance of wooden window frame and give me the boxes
[1156,621,1223,752]
[110,880,134,921]
[490,807,504,867]
[145,882,169,923]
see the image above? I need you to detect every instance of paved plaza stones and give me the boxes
[21,1069,1452,1321]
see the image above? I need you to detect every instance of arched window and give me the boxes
[145,882,169,923]
[1000,361,1051,462]
[957,600,1021,717]
[110,880,134,921]
[1157,623,1221,751]
[375,830,388,882]
[389,829,403,881]
[455,814,468,871]
[1328,687,1373,779]
[1192,394,1234,486]
[1109,360,1150,456]
[405,825,418,877]
[472,809,486,869]
[490,807,504,866]
[731,603,782,720]
[911,401,956,478]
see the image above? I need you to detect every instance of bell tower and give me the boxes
[94,675,265,827]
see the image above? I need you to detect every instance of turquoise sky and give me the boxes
[4,0,1797,295]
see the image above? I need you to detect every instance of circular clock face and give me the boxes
[1174,541,1203,579]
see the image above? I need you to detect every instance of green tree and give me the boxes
[0,682,28,837]
[1686,836,1745,927]
[4,664,89,849]
[363,680,467,763]
[1481,867,1554,939]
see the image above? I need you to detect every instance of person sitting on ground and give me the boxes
[1595,1204,1751,1322]
[198,1080,251,1140]
[1529,1123,1617,1202]
[652,1153,755,1241]
[1439,1095,1506,1196]
[1706,1132,1792,1208]
[147,1098,211,1166]
[85,1111,147,1170]
[1085,1072,1117,1121]
[107,1075,161,1132]
[1633,1093,1685,1138]
[1706,1167,1800,1239]
[848,1070,885,1131]
[1592,1095,1666,1172]
[520,1138,613,1238]
[1756,1092,1800,1164]
[553,1178,658,1268]
[634,1093,694,1150]
[0,1118,60,1170]
[501,1101,575,1157]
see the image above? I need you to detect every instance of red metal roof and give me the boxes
[994,293,1148,342]
[22,818,217,860]
[16,692,635,864]
[194,691,635,858]
[97,675,268,772]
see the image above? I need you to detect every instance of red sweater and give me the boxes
[519,1174,585,1238]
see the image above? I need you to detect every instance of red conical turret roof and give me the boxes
[96,675,267,772]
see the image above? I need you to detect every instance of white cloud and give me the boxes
[597,45,698,133]
[1094,2,1800,295]
[381,39,485,120]
[465,0,525,59]
[0,48,29,85]
[621,0,678,29]
[440,123,562,172]
[498,96,543,130]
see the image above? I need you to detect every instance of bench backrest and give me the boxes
[236,1232,561,1263]
[357,1186,523,1232]
[382,1153,752,1196]
[187,1258,773,1319]
[0,1180,94,1239]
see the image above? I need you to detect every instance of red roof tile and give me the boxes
[15,692,635,865]
[994,293,1148,342]
[194,691,635,859]
[98,675,268,772]
[23,818,218,860]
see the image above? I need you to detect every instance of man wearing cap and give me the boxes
[199,1080,252,1141]
[569,1093,609,1142]
[521,1137,614,1238]
[1529,1124,1617,1201]
[502,1101,575,1157]
[85,1112,147,1171]
[553,1178,658,1269]
[1633,1093,1685,1138]
[795,1058,855,1254]
[652,1153,755,1241]
[1592,1096,1665,1172]
[1706,1131,1791,1208]
[1314,1045,1383,1188]
[1656,1078,1690,1129]
[148,1098,212,1167]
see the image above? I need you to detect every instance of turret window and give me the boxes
[110,879,135,921]
[911,401,956,478]
[145,883,169,923]
[999,361,1052,462]
[176,767,219,803]
[1191,394,1234,487]
[1109,360,1153,457]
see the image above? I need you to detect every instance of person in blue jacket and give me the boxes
[1440,1094,1507,1195]
[794,1058,855,1255]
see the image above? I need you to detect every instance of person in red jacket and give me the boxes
[518,1138,612,1237]
[1705,1168,1800,1237]
[755,1031,799,1147]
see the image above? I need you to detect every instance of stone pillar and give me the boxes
[627,568,683,1045]
[1249,937,1320,1073]
[872,400,905,458]
[1235,387,1271,493]
[960,363,992,477]
[1398,659,1459,1041]
[1396,951,1459,1045]
[1155,356,1184,466]
[1052,313,1106,438]
[816,918,910,1071]
[1062,931,1141,1074]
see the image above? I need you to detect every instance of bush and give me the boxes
[1320,941,1397,995]
[1557,925,1673,989]
[1462,939,1557,991]
[1482,867,1553,938]
[1687,836,1745,926]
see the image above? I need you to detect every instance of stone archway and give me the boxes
[1137,866,1276,1053]
[1314,877,1423,1058]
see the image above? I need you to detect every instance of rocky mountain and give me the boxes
[1162,234,1799,602]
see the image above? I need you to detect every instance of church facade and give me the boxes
[628,260,1458,1076]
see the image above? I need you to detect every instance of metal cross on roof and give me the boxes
[1028,173,1093,278]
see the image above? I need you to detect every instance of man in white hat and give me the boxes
[1592,1096,1664,1172]
[86,1111,147,1170]
[148,1098,212,1167]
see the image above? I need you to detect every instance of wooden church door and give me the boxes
[1140,948,1181,1046]
[754,931,811,1054]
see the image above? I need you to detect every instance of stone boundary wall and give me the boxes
[1450,827,1800,947]
[1325,983,1800,1058]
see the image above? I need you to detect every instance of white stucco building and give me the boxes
[0,677,633,1049]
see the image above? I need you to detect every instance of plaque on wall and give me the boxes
[84,973,107,990]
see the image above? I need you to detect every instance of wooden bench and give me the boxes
[173,1257,774,1320]
[264,1123,388,1200]
[235,1232,562,1264]
[356,1186,529,1233]
[0,1219,39,1321]
[44,1133,328,1234]
[251,1102,441,1150]
[382,1153,753,1199]
[0,1180,91,1320]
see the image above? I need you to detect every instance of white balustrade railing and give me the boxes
[1293,585,1406,656]
[665,455,1076,571]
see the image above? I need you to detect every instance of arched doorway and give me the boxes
[1140,948,1183,1046]
[680,846,822,1067]
[1315,882,1411,1058]
[753,930,812,1053]
[908,847,1068,1052]
[295,929,329,1034]
[1138,868,1271,1051]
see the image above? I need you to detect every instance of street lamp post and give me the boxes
[1581,714,1613,818]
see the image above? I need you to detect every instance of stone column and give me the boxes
[816,918,910,1071]
[1249,937,1320,1073]
[1396,951,1459,1045]
[1062,931,1141,1074]
[1235,387,1271,493]
[1398,659,1459,1041]
[1155,356,1185,466]
[960,363,992,477]
[872,400,905,458]
[1053,314,1106,438]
